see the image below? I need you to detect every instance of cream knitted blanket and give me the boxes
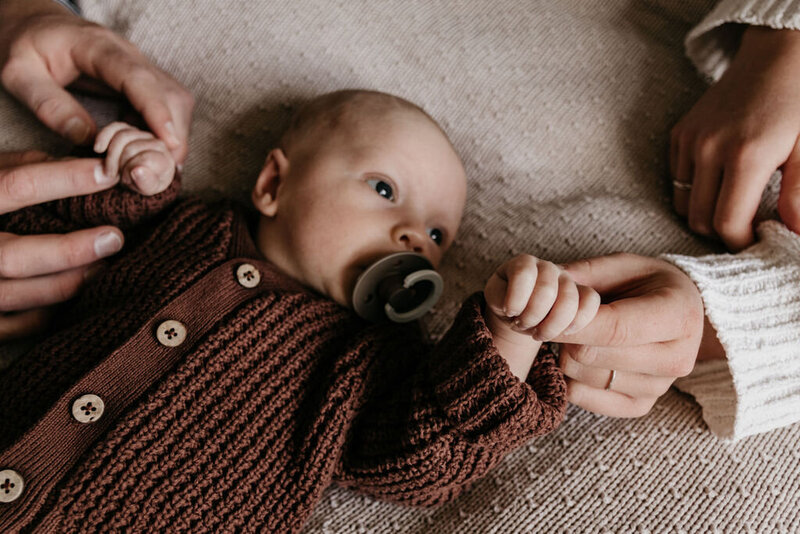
[1,0,798,531]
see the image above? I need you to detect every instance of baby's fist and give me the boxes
[94,122,176,196]
[484,254,600,341]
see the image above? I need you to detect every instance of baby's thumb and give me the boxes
[483,272,509,317]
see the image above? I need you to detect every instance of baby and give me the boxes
[0,90,598,532]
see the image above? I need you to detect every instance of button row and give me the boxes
[0,264,262,504]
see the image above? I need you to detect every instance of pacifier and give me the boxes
[352,252,444,323]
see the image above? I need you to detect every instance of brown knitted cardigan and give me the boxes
[0,180,566,533]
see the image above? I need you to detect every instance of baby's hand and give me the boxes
[94,122,176,196]
[484,254,600,341]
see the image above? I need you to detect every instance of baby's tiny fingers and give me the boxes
[94,122,137,154]
[563,284,601,335]
[118,137,170,177]
[104,128,155,182]
[532,275,579,340]
[515,261,559,329]
[123,150,175,196]
[484,272,511,317]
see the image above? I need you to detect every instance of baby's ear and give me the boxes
[252,148,289,217]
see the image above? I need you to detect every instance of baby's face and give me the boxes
[254,110,466,308]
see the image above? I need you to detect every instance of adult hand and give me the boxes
[0,151,123,341]
[670,26,800,251]
[552,253,715,418]
[0,0,194,163]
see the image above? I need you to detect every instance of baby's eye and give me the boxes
[428,228,444,246]
[367,178,394,201]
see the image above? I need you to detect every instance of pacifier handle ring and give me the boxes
[383,269,443,323]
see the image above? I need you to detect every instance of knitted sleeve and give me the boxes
[686,0,800,82]
[661,221,800,440]
[0,176,181,235]
[333,292,566,507]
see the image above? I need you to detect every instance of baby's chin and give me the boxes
[335,264,367,310]
[310,264,363,311]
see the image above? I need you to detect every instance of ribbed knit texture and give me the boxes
[0,0,798,531]
[0,189,565,532]
[664,221,800,439]
[686,0,800,82]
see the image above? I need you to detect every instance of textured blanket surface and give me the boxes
[0,0,797,531]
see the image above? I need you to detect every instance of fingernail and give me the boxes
[165,121,180,147]
[531,328,541,341]
[176,163,184,173]
[94,164,116,185]
[132,166,157,191]
[94,232,122,258]
[64,117,90,144]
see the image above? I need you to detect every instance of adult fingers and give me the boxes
[714,147,776,251]
[687,142,722,236]
[559,339,695,377]
[561,252,661,294]
[0,150,50,168]
[0,265,89,311]
[559,347,675,398]
[1,53,95,145]
[124,77,193,164]
[565,378,659,418]
[554,295,686,348]
[669,125,680,184]
[73,35,194,162]
[669,123,692,217]
[0,308,52,342]
[778,142,800,235]
[0,158,117,214]
[673,131,694,217]
[0,229,122,278]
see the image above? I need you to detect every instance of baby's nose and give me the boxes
[393,226,426,254]
[399,233,424,253]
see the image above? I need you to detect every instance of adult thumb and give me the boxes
[561,253,660,294]
[2,53,95,144]
[778,142,800,235]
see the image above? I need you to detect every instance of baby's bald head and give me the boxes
[279,89,453,158]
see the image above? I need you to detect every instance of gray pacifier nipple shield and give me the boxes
[352,252,444,323]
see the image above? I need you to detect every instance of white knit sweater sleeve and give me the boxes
[661,221,800,441]
[686,0,800,82]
